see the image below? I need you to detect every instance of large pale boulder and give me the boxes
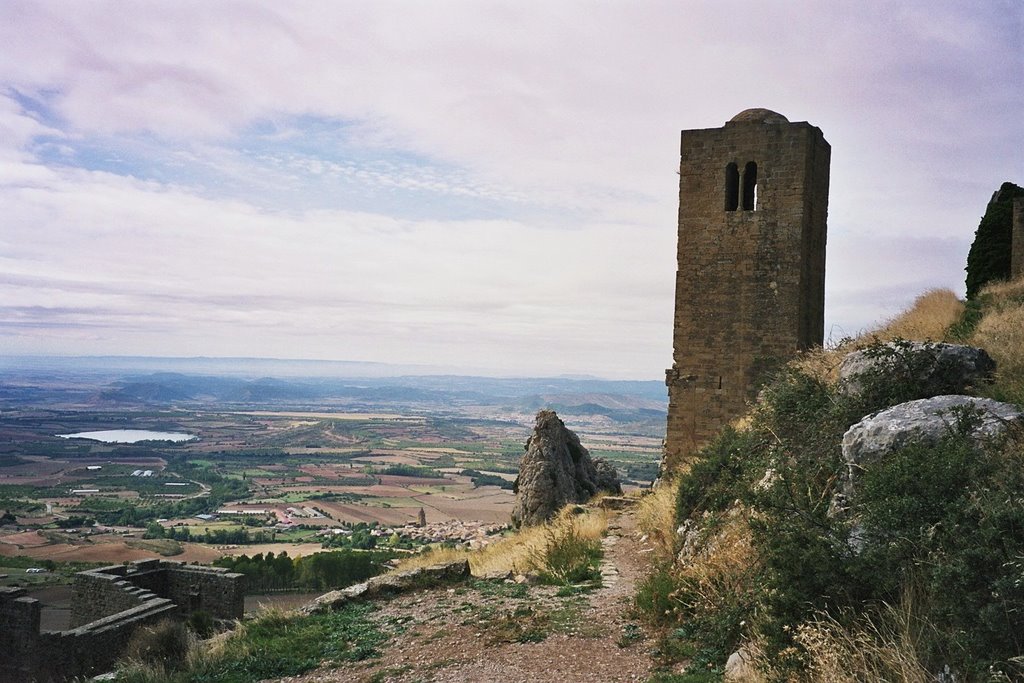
[511,410,619,526]
[833,395,1022,522]
[838,341,995,398]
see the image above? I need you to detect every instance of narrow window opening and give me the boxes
[718,376,723,390]
[742,162,758,210]
[724,163,739,211]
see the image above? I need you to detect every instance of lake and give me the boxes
[56,429,196,443]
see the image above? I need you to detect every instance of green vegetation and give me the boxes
[638,340,1024,680]
[0,556,107,586]
[451,580,601,646]
[460,468,514,489]
[320,522,381,550]
[965,181,1024,299]
[377,464,444,478]
[116,603,385,682]
[529,522,603,588]
[213,548,396,592]
[144,523,276,545]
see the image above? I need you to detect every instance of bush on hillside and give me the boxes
[639,340,1024,680]
[965,181,1024,299]
[967,276,1024,404]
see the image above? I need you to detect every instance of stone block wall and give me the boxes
[2,560,243,683]
[71,566,153,626]
[664,109,829,473]
[1,587,42,682]
[73,559,243,625]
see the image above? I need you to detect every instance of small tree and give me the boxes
[965,181,1024,298]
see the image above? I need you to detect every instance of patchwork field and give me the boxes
[0,403,660,575]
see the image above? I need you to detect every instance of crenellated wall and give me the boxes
[1,560,243,683]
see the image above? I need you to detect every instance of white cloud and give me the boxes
[0,1,1020,377]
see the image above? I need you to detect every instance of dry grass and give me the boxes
[676,506,757,608]
[970,305,1024,374]
[396,504,607,577]
[972,306,1024,394]
[788,345,852,386]
[789,605,929,683]
[968,276,1024,402]
[635,481,680,562]
[975,276,1024,303]
[869,289,963,343]
[791,288,963,385]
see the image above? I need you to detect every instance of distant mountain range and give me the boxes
[0,355,667,423]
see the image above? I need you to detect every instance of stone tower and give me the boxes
[663,108,830,474]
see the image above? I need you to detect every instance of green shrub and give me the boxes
[856,423,1024,676]
[965,181,1024,299]
[676,427,761,522]
[531,524,602,586]
[117,603,384,683]
[186,610,214,639]
[635,564,679,628]
[643,342,1024,678]
[122,619,194,672]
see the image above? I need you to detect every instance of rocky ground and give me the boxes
[275,509,657,683]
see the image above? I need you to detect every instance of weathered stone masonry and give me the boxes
[664,109,830,473]
[1,560,244,683]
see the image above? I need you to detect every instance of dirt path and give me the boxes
[277,509,656,683]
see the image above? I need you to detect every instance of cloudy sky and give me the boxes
[0,2,1021,379]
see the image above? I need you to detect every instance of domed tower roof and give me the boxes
[728,108,789,124]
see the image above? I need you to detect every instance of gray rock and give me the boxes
[597,496,636,510]
[838,341,995,398]
[835,395,1021,522]
[593,457,623,495]
[724,644,758,681]
[511,410,608,526]
[478,569,513,581]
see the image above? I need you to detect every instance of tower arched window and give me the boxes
[724,163,739,211]
[742,161,758,211]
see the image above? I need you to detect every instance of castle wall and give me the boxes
[664,111,829,473]
[2,560,243,683]
[1,587,42,682]
[71,566,152,626]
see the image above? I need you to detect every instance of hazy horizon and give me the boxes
[0,351,664,382]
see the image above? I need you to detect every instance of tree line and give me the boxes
[212,548,397,592]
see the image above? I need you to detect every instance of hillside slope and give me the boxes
[634,282,1024,682]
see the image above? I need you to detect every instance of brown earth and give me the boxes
[276,509,656,683]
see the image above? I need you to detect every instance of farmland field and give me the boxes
[0,359,665,573]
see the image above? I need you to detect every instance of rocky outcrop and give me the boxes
[511,410,619,527]
[833,395,1022,523]
[593,457,622,495]
[838,341,995,398]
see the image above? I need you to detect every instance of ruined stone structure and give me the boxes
[1,560,243,683]
[663,109,830,473]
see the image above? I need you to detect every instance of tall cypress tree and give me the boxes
[965,181,1024,299]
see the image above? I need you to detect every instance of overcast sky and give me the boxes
[0,1,1021,379]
